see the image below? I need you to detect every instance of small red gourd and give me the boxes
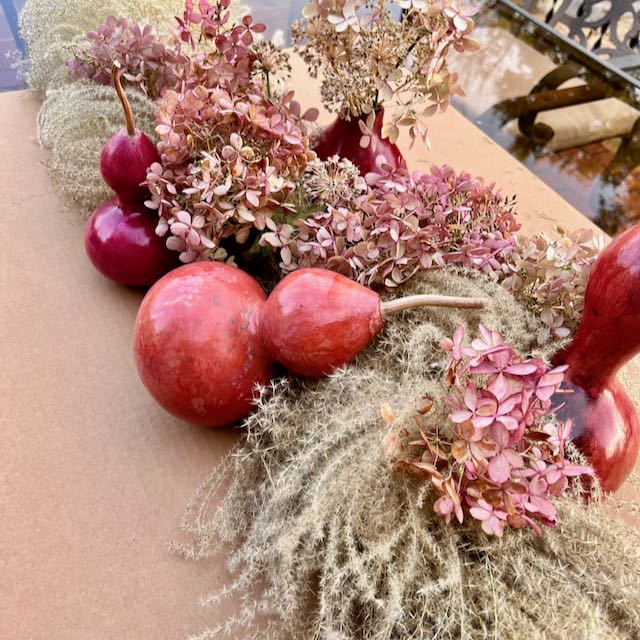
[133,262,274,427]
[553,224,640,492]
[85,66,176,286]
[259,268,487,377]
[314,108,406,175]
[85,199,176,287]
[99,65,161,208]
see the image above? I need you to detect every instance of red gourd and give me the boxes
[260,268,487,377]
[133,262,274,427]
[133,265,485,426]
[85,66,176,286]
[99,65,161,208]
[314,108,406,175]
[85,199,176,287]
[553,224,640,492]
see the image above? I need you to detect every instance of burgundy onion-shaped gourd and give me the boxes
[314,108,406,175]
[85,199,176,286]
[85,66,176,286]
[554,224,640,492]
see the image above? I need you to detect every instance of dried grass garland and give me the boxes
[176,269,640,640]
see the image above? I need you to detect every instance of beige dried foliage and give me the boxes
[176,269,640,640]
[38,81,157,216]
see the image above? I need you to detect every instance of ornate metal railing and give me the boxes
[514,0,640,69]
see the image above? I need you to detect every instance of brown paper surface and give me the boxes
[1,61,636,638]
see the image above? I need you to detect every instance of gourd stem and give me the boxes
[112,64,136,137]
[380,294,487,318]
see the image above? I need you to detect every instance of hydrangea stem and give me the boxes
[381,294,487,317]
[112,63,136,137]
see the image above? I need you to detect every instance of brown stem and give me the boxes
[112,63,136,137]
[380,294,487,318]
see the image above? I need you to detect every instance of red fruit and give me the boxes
[260,268,486,377]
[85,199,177,286]
[314,108,406,176]
[133,262,274,427]
[99,66,160,206]
[554,224,640,492]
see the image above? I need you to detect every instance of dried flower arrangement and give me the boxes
[176,269,640,639]
[19,0,640,637]
[291,0,478,148]
[387,324,591,537]
[31,0,603,338]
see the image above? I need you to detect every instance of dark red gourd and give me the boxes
[554,224,640,492]
[86,66,175,286]
[100,66,160,207]
[133,262,274,427]
[260,268,486,377]
[314,108,406,175]
[85,199,176,286]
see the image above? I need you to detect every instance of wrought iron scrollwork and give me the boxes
[516,0,640,60]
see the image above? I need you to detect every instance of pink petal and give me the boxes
[488,454,511,484]
[488,374,509,400]
[469,506,490,521]
[497,415,519,431]
[472,415,495,429]
[505,362,539,376]
[450,410,473,423]
[562,464,592,477]
[463,385,478,411]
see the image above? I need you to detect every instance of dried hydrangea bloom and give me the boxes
[292,0,479,147]
[390,324,592,537]
[147,85,315,262]
[282,163,520,285]
[500,227,605,344]
[67,16,191,98]
[68,1,286,100]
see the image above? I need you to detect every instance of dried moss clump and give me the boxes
[177,269,640,640]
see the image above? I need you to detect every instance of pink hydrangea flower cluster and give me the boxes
[67,16,189,98]
[68,1,275,99]
[283,164,520,287]
[146,86,316,262]
[394,325,591,537]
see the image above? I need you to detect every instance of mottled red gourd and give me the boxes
[133,262,274,427]
[260,268,487,377]
[133,265,485,426]
[314,109,406,176]
[554,224,640,492]
[85,66,176,286]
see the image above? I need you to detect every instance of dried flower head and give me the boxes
[68,0,287,99]
[146,84,315,262]
[282,163,520,286]
[391,324,592,536]
[292,0,480,147]
[500,227,604,344]
[300,155,367,206]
